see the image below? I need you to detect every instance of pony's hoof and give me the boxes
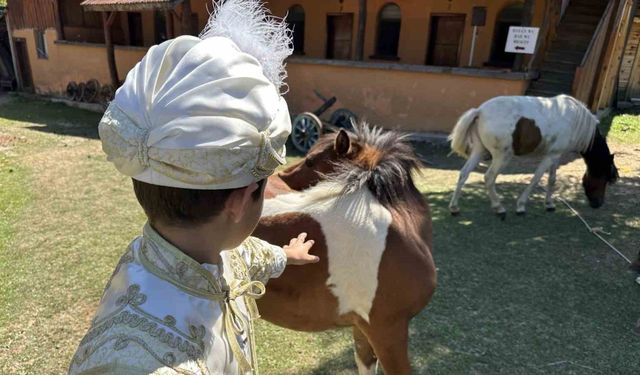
[516,211,526,216]
[546,206,556,212]
[449,207,461,216]
[496,212,507,221]
[451,211,461,217]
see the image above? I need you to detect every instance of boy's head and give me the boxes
[133,178,267,247]
[98,0,293,244]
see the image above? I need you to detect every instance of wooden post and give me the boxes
[614,0,639,104]
[54,0,65,40]
[596,0,636,110]
[5,12,21,89]
[102,12,119,88]
[182,0,193,36]
[355,0,367,61]
[165,10,175,39]
[513,0,535,71]
[589,0,623,109]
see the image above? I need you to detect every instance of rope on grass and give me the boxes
[555,196,632,264]
[542,184,633,265]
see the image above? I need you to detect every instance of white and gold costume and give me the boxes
[69,224,287,375]
[68,0,294,373]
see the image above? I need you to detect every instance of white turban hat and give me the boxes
[98,0,293,190]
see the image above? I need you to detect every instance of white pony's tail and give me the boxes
[449,108,481,158]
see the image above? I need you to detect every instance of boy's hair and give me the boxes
[133,179,266,227]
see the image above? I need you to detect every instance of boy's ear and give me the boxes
[225,183,259,223]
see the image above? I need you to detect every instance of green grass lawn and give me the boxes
[601,108,640,145]
[0,96,639,374]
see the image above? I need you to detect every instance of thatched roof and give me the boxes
[81,0,183,12]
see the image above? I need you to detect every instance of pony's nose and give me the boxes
[589,199,603,208]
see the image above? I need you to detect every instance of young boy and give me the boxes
[68,1,317,374]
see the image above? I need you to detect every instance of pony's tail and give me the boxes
[449,108,481,158]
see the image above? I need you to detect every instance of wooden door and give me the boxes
[427,15,466,66]
[327,14,353,60]
[13,39,33,92]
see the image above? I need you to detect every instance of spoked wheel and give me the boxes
[82,79,100,103]
[77,82,87,102]
[329,108,357,131]
[291,112,323,154]
[66,81,80,101]
[100,84,115,105]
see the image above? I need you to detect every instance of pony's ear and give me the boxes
[334,129,351,156]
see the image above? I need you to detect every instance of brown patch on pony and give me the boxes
[255,212,347,330]
[354,145,384,170]
[265,174,293,199]
[512,117,542,156]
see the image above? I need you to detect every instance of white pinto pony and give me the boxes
[449,94,618,218]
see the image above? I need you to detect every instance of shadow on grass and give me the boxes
[0,96,102,139]
[305,178,640,374]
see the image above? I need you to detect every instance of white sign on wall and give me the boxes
[505,27,540,54]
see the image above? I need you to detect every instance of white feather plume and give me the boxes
[200,0,293,92]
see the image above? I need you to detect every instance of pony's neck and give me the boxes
[581,128,610,177]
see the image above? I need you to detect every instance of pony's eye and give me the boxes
[305,158,314,168]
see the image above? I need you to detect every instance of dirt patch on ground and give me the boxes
[0,134,26,149]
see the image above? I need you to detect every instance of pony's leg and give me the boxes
[449,148,484,215]
[516,157,556,214]
[545,161,559,212]
[364,319,411,375]
[484,154,511,219]
[353,326,377,375]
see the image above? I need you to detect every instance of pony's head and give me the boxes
[581,129,619,208]
[279,123,424,208]
[582,153,618,208]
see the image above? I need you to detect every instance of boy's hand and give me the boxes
[283,233,318,265]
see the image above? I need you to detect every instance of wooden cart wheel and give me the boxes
[77,82,87,102]
[82,79,100,103]
[329,108,357,131]
[100,84,115,104]
[66,81,79,101]
[291,112,323,154]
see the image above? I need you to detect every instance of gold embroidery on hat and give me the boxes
[252,130,285,180]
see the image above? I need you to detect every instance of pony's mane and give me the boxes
[326,123,425,209]
[562,95,599,153]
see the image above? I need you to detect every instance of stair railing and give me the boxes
[528,0,564,72]
[572,0,616,103]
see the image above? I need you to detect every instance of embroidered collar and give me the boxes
[139,223,265,373]
[140,223,226,299]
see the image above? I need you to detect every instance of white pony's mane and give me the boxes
[563,95,599,153]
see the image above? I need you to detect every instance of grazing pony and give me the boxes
[255,125,436,375]
[449,94,618,218]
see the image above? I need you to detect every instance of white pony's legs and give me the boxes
[545,161,560,211]
[484,153,511,216]
[516,156,557,214]
[449,148,484,215]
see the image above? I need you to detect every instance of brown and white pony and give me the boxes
[254,125,436,374]
[449,95,618,218]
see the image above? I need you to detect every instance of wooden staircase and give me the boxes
[526,0,609,97]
